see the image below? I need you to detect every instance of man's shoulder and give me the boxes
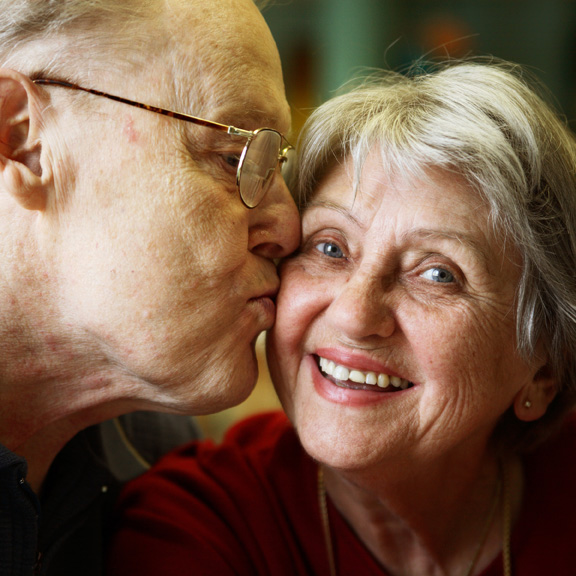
[99,411,202,482]
[38,412,202,576]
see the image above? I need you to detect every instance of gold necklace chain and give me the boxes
[317,465,512,576]
[318,467,337,576]
[463,468,502,576]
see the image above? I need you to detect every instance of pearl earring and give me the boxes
[524,400,532,408]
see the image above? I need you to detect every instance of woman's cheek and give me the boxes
[277,259,326,330]
[270,262,328,400]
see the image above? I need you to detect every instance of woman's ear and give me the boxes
[0,68,49,211]
[514,360,558,422]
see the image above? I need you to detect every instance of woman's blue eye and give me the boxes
[316,242,344,258]
[421,267,455,283]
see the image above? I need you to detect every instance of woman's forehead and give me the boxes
[306,154,521,265]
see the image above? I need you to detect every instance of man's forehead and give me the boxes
[164,27,290,131]
[182,76,291,132]
[101,0,291,132]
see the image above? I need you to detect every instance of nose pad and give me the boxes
[248,173,300,259]
[279,147,297,192]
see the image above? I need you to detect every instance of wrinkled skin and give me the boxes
[268,154,552,473]
[0,0,299,484]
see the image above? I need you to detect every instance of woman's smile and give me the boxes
[317,355,413,391]
[312,353,417,408]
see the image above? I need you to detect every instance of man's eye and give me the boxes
[420,267,455,283]
[222,154,241,170]
[315,242,344,259]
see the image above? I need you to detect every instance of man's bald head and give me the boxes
[0,0,272,83]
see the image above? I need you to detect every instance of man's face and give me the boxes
[39,0,299,414]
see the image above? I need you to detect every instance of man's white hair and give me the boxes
[0,0,165,77]
[0,0,268,79]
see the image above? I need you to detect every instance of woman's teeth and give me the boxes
[318,356,412,390]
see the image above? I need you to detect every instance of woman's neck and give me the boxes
[322,452,523,576]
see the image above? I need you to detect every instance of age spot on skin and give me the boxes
[123,115,139,143]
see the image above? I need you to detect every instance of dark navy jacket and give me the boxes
[0,413,200,576]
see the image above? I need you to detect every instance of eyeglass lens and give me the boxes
[239,129,291,208]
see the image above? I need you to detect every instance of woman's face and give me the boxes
[267,153,546,471]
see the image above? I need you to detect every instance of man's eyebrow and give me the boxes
[169,84,288,132]
[206,100,292,133]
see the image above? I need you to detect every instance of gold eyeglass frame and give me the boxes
[32,78,294,208]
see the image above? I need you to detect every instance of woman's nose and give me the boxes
[327,272,396,341]
[248,175,300,259]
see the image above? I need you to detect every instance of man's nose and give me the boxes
[248,175,300,259]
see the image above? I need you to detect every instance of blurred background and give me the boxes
[265,0,576,133]
[197,0,576,441]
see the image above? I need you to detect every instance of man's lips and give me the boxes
[247,287,278,324]
[249,290,277,307]
[249,277,279,303]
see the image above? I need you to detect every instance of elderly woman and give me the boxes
[108,61,576,576]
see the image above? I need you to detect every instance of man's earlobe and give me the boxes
[0,69,48,211]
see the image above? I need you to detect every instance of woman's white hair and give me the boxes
[297,59,576,451]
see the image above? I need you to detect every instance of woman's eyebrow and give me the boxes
[404,228,492,266]
[304,205,496,267]
[304,200,364,228]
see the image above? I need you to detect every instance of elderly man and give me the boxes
[0,0,299,574]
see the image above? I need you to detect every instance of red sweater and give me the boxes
[108,411,576,575]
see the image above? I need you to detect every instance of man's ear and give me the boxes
[0,69,49,211]
[514,359,558,422]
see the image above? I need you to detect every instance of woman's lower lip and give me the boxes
[308,356,413,407]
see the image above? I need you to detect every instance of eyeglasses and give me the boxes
[32,78,295,208]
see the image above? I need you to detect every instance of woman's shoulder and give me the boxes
[159,410,298,475]
[523,410,576,508]
[108,411,319,576]
[512,411,576,575]
[221,410,295,451]
[116,410,310,512]
[526,410,576,473]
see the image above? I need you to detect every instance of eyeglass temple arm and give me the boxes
[32,78,254,139]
